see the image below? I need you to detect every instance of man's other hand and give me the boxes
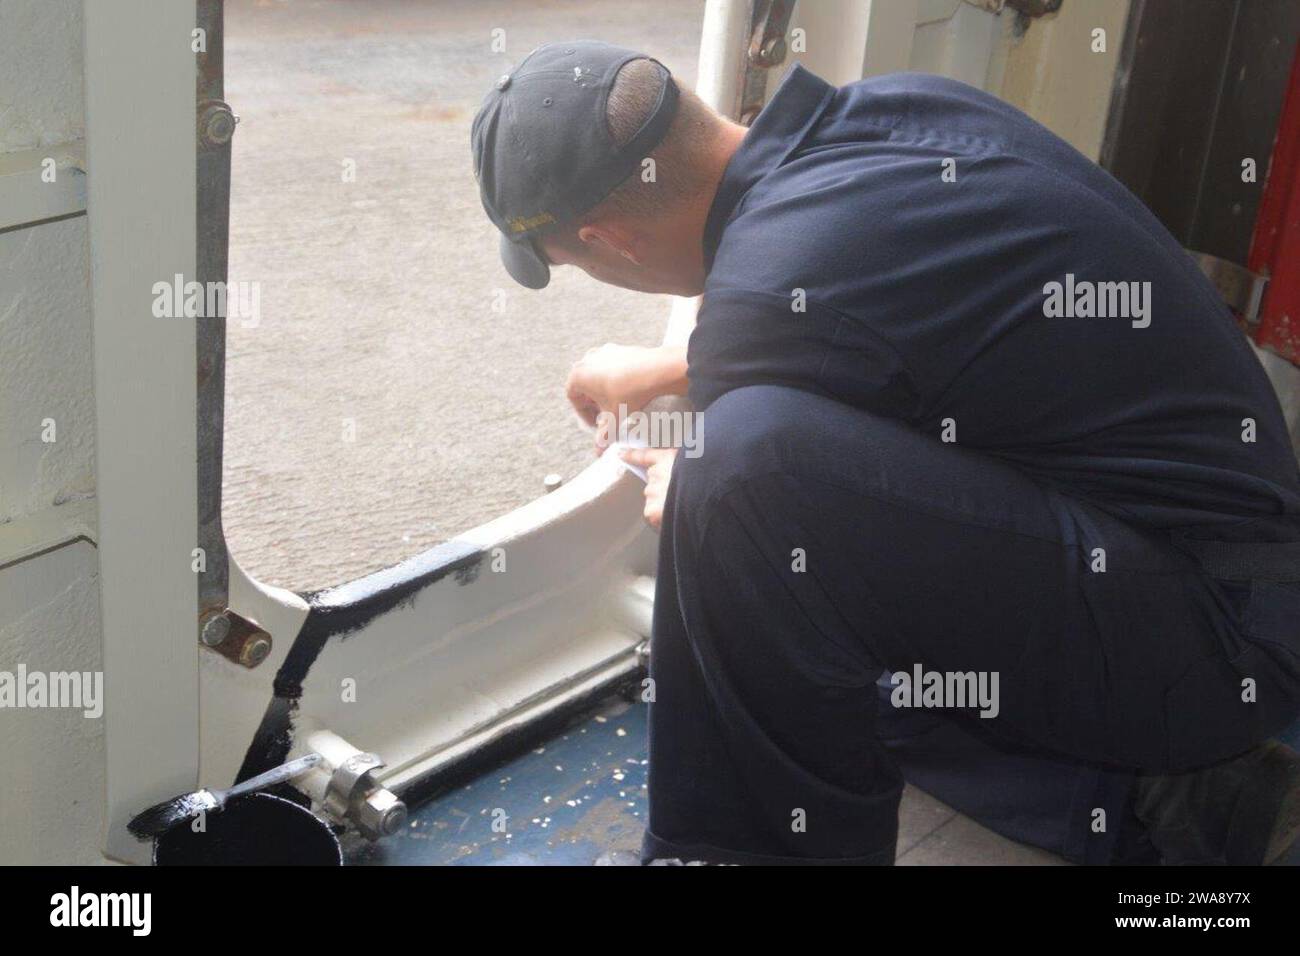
[618,447,678,531]
[565,343,689,439]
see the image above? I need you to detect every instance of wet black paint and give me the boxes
[128,789,219,839]
[235,541,486,783]
[153,792,341,865]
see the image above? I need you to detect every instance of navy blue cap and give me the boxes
[471,40,680,289]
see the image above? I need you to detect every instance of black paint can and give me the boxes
[153,792,343,865]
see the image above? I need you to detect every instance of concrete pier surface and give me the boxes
[222,0,703,591]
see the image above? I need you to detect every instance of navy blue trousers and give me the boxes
[642,386,1300,865]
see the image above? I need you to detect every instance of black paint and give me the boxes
[235,540,486,783]
[236,696,297,785]
[128,789,218,839]
[153,793,342,865]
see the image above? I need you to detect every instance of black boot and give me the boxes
[1133,740,1300,865]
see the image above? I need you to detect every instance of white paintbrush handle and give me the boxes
[218,752,323,804]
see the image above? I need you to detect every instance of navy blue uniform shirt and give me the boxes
[689,66,1300,537]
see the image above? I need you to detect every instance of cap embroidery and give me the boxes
[508,212,556,233]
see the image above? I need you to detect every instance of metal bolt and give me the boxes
[381,803,407,836]
[358,788,408,838]
[543,473,563,493]
[752,35,787,67]
[199,610,231,647]
[198,101,237,148]
[239,634,272,667]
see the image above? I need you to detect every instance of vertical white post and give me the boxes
[667,0,919,348]
[83,0,200,862]
[861,0,919,77]
[664,0,755,348]
[777,0,917,88]
[695,0,755,116]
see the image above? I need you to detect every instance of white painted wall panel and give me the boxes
[0,217,95,525]
[0,0,104,865]
[0,0,84,155]
[0,543,104,864]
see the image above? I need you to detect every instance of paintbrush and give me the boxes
[127,753,324,838]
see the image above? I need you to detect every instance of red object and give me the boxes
[1248,40,1300,366]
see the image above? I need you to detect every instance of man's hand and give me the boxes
[618,447,678,531]
[565,344,688,442]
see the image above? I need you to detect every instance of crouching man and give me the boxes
[471,41,1300,864]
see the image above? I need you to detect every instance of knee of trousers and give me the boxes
[667,384,864,538]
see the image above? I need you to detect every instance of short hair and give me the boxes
[580,58,719,224]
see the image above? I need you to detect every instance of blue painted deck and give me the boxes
[350,696,649,866]
[350,698,1300,866]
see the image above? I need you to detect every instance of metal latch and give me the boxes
[1192,251,1270,330]
[740,0,798,125]
[321,752,408,841]
[964,0,1064,16]
[748,0,797,68]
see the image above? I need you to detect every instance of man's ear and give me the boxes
[577,221,643,265]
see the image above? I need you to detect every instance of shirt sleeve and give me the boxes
[686,287,921,421]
